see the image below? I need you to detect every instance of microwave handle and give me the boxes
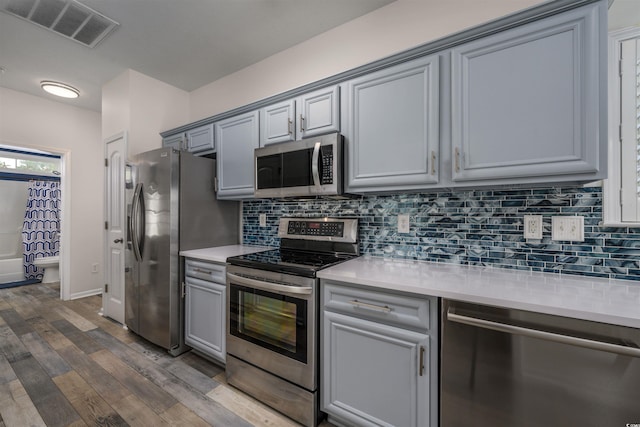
[311,141,322,189]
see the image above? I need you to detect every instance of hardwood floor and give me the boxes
[0,282,332,427]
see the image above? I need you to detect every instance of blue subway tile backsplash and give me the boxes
[242,186,640,281]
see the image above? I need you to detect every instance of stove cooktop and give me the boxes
[227,249,358,278]
[230,217,359,278]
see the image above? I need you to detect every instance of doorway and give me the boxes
[0,142,70,299]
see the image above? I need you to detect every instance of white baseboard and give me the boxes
[69,288,102,300]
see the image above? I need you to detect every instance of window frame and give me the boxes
[602,26,640,227]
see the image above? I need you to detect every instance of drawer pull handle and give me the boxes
[193,268,213,275]
[348,299,391,313]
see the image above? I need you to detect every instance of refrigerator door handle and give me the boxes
[131,183,144,262]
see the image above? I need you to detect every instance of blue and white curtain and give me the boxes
[22,181,60,280]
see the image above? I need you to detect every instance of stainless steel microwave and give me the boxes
[254,132,343,198]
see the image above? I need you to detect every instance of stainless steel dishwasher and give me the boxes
[441,299,640,427]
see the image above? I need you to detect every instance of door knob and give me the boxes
[114,238,124,243]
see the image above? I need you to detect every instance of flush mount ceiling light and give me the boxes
[40,81,80,98]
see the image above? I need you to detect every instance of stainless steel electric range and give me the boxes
[226,217,359,427]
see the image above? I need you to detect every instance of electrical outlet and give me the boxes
[259,213,267,227]
[551,216,584,242]
[523,215,543,239]
[398,214,410,233]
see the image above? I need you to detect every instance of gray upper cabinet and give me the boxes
[298,86,340,139]
[215,111,260,200]
[161,0,606,193]
[186,124,215,155]
[450,1,606,184]
[343,55,440,193]
[260,86,340,146]
[260,99,296,145]
[162,123,214,155]
[162,133,185,151]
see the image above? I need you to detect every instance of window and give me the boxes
[0,147,61,178]
[603,28,640,226]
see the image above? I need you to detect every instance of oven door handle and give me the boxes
[227,273,313,295]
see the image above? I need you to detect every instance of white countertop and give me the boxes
[180,245,272,264]
[317,256,640,329]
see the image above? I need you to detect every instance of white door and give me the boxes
[103,132,127,324]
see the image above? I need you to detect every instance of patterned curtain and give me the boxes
[22,181,60,280]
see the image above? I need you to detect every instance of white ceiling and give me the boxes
[0,0,637,113]
[0,0,395,111]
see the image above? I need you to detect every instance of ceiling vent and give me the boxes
[1,0,119,48]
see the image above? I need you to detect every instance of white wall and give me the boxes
[189,0,546,121]
[0,180,29,260]
[0,87,102,298]
[102,69,190,156]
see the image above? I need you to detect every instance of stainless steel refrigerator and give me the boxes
[125,147,239,355]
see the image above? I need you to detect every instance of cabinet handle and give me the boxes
[288,119,293,135]
[181,282,186,298]
[193,267,213,275]
[431,151,436,175]
[348,299,392,313]
[454,147,460,172]
[299,114,305,131]
[419,346,425,376]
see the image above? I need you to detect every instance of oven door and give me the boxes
[226,266,317,391]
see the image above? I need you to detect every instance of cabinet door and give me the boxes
[163,133,185,150]
[184,276,226,363]
[215,111,260,199]
[298,86,340,139]
[186,124,215,155]
[344,55,440,193]
[322,311,430,427]
[450,2,605,183]
[260,99,295,146]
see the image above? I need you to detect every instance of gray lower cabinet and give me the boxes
[342,55,440,193]
[184,259,226,363]
[162,123,215,155]
[321,280,438,427]
[260,85,340,146]
[450,0,606,185]
[215,110,260,199]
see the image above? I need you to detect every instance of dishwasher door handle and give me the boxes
[447,309,640,358]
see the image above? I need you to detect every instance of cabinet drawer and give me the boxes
[185,259,225,283]
[322,281,431,331]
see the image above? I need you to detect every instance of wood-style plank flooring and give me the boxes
[0,282,332,427]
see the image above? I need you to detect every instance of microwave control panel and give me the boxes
[320,145,334,185]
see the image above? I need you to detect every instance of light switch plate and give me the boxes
[551,216,584,242]
[523,215,543,239]
[398,214,410,233]
[259,213,267,227]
